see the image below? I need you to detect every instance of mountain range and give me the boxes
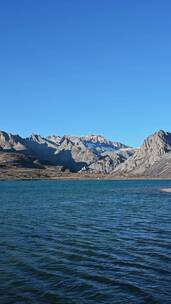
[0,129,171,179]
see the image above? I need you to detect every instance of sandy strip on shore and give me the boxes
[160,188,171,193]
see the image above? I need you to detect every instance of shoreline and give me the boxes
[0,175,171,182]
[0,167,171,182]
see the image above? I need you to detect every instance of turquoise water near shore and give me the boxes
[0,180,171,304]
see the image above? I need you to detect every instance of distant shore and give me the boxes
[0,168,171,181]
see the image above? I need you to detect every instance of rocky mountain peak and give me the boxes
[82,134,109,144]
[28,133,47,143]
[0,130,26,151]
[46,135,61,145]
[113,130,171,176]
[143,130,171,154]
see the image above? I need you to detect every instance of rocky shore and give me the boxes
[160,188,171,193]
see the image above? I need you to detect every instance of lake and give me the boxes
[0,180,171,304]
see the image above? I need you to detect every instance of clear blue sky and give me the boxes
[0,0,171,147]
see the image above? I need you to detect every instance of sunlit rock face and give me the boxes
[0,131,27,151]
[113,130,171,177]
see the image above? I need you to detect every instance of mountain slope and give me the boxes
[25,133,132,172]
[0,131,26,151]
[81,134,129,155]
[0,130,131,172]
[0,151,43,169]
[83,152,126,174]
[53,135,97,171]
[144,152,171,178]
[1,129,171,177]
[113,130,171,177]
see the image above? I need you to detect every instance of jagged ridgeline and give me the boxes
[0,130,171,177]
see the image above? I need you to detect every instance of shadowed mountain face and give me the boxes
[1,129,171,177]
[0,151,43,169]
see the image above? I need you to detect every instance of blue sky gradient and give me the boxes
[0,0,171,146]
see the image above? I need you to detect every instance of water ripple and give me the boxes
[0,180,171,303]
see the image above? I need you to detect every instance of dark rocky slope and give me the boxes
[0,151,42,169]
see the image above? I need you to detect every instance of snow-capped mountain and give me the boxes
[0,130,133,172]
[81,134,129,155]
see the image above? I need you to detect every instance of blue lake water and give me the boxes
[0,180,171,304]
